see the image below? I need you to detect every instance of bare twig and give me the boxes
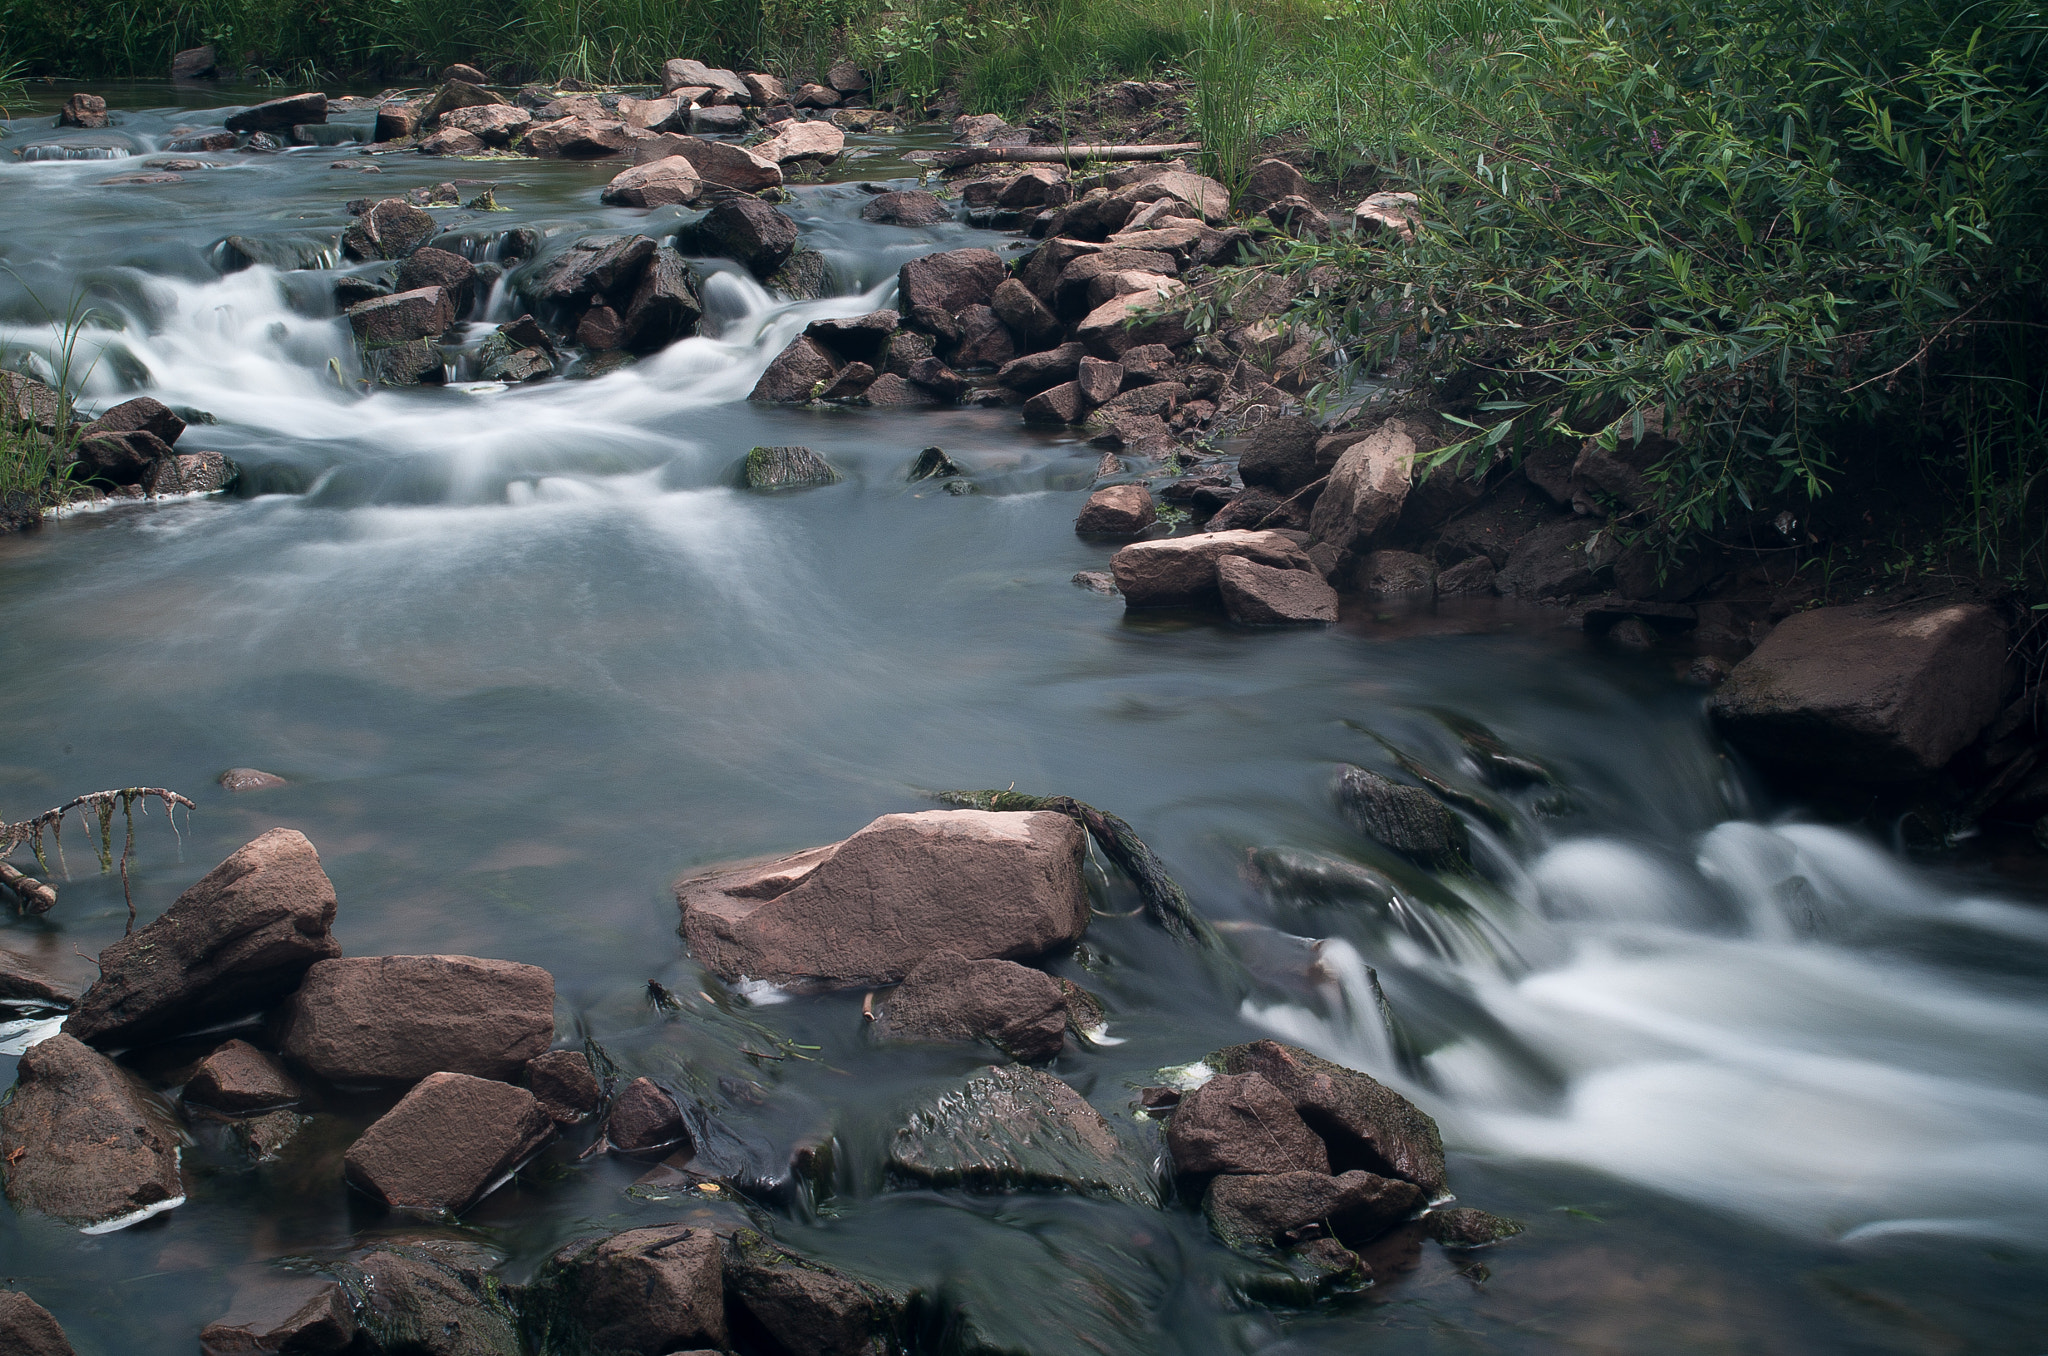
[935,142,1201,169]
[0,861,56,914]
[2,787,195,918]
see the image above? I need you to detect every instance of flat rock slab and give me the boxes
[677,810,1088,989]
[344,1071,554,1215]
[1209,1040,1447,1198]
[65,827,340,1050]
[1112,530,1315,608]
[199,1276,356,1356]
[889,1064,1157,1204]
[1218,555,1337,623]
[0,1033,184,1228]
[1710,602,2008,781]
[279,954,555,1083]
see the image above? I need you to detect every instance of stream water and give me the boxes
[3,83,2046,1355]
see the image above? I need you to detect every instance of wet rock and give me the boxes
[1710,602,2010,782]
[874,950,1071,1062]
[477,329,552,383]
[806,309,899,365]
[1206,1169,1423,1252]
[996,342,1084,393]
[1337,764,1467,869]
[1023,381,1089,424]
[861,190,949,226]
[884,330,937,377]
[1075,287,1191,359]
[345,1072,554,1215]
[622,247,702,351]
[84,394,185,446]
[397,248,478,318]
[66,828,339,1049]
[742,444,841,489]
[688,104,748,135]
[59,93,108,129]
[889,1064,1155,1203]
[348,286,455,344]
[1423,1206,1523,1247]
[225,92,327,135]
[757,120,844,165]
[1354,191,1421,242]
[1,371,65,432]
[859,373,942,407]
[530,233,655,311]
[750,335,840,402]
[1237,414,1324,494]
[910,446,965,481]
[1359,549,1437,597]
[724,1229,903,1356]
[1218,555,1338,624]
[0,1033,184,1227]
[901,356,962,399]
[539,1225,726,1355]
[990,278,1060,347]
[146,450,235,496]
[0,1292,77,1356]
[897,248,1006,339]
[418,126,484,156]
[820,362,878,399]
[676,195,797,278]
[527,1049,601,1123]
[200,1276,355,1356]
[643,138,781,193]
[230,1108,306,1160]
[950,305,1016,369]
[609,1077,689,1154]
[520,116,633,158]
[341,198,437,261]
[576,305,624,350]
[171,45,219,80]
[664,59,750,101]
[1436,555,1497,595]
[1112,529,1316,608]
[363,340,444,387]
[952,113,1012,144]
[1210,1039,1448,1197]
[767,247,833,299]
[278,954,555,1084]
[676,810,1089,988]
[333,1242,521,1356]
[184,1039,300,1112]
[1075,483,1156,537]
[72,428,168,485]
[373,99,421,141]
[1494,517,1600,599]
[601,157,703,207]
[1167,1071,1329,1176]
[1072,570,1118,595]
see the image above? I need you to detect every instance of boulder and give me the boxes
[601,157,703,207]
[805,309,899,364]
[527,1049,601,1123]
[950,305,1016,369]
[1075,286,1190,358]
[952,113,1012,143]
[199,1276,356,1356]
[742,444,840,489]
[278,954,555,1084]
[1022,381,1088,424]
[363,340,444,387]
[82,394,184,446]
[749,335,840,402]
[418,126,485,156]
[676,810,1088,988]
[0,1293,77,1356]
[442,62,488,83]
[860,373,941,407]
[1494,517,1600,599]
[676,195,797,278]
[171,45,219,80]
[1337,765,1467,869]
[374,99,421,141]
[398,248,478,317]
[344,1072,554,1215]
[663,59,750,101]
[723,1230,901,1356]
[59,93,108,129]
[757,120,844,165]
[0,1034,183,1227]
[225,92,327,134]
[341,198,437,261]
[348,286,455,344]
[622,247,702,351]
[1051,249,1177,318]
[1075,484,1156,537]
[521,116,635,158]
[1354,191,1421,242]
[996,342,1084,394]
[530,233,655,311]
[1076,356,1123,405]
[896,248,1006,338]
[990,278,1060,346]
[873,951,1072,1062]
[1709,603,2010,782]
[1104,221,1248,270]
[1167,1071,1329,1176]
[1218,555,1338,624]
[860,190,949,226]
[66,828,339,1049]
[1205,1169,1423,1253]
[767,247,832,299]
[609,1077,689,1154]
[1436,555,1497,595]
[998,166,1069,209]
[1358,549,1437,597]
[652,136,781,192]
[793,83,841,109]
[541,1226,726,1355]
[184,1039,300,1112]
[889,1064,1155,1203]
[333,1242,521,1356]
[73,428,170,483]
[1307,419,1416,561]
[1210,1039,1447,1196]
[1242,158,1310,215]
[619,94,685,131]
[439,105,528,148]
[1111,530,1316,608]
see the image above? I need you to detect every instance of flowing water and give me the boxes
[2,84,2045,1355]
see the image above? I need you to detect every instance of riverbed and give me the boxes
[3,82,2046,1355]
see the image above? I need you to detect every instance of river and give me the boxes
[2,82,2045,1355]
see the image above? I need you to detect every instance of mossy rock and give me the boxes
[742,445,840,490]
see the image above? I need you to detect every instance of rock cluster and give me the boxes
[59,390,238,495]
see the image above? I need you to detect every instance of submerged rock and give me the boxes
[1337,765,1469,870]
[0,1033,184,1228]
[535,1226,726,1355]
[873,950,1075,1062]
[890,1064,1157,1203]
[183,1038,300,1113]
[908,446,965,481]
[278,954,555,1084]
[723,1229,905,1356]
[676,810,1089,988]
[1205,1169,1423,1253]
[742,444,840,490]
[66,828,340,1050]
[344,1072,554,1216]
[1423,1205,1524,1248]
[0,1292,77,1356]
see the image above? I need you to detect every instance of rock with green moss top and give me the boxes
[1423,1206,1523,1247]
[331,1241,520,1356]
[888,1063,1160,1205]
[742,445,840,490]
[723,1229,905,1356]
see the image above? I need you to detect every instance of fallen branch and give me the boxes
[0,861,56,914]
[2,787,195,927]
[1251,474,1329,531]
[936,142,1201,169]
[931,789,1218,948]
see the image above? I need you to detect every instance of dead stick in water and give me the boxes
[936,143,1201,168]
[0,861,57,915]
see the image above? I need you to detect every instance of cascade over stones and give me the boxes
[278,954,555,1083]
[66,828,340,1049]
[676,195,798,278]
[344,1072,555,1215]
[0,1034,184,1227]
[889,1064,1157,1203]
[676,810,1090,987]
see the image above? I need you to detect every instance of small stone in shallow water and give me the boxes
[1422,1206,1524,1248]
[742,445,840,490]
[219,766,287,792]
[608,1077,689,1155]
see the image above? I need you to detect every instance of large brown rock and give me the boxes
[520,116,633,158]
[757,120,844,165]
[278,954,555,1084]
[342,199,437,261]
[996,343,1084,394]
[1242,158,1311,216]
[225,91,326,134]
[1074,286,1191,358]
[1495,517,1600,599]
[81,394,184,447]
[1111,530,1315,608]
[601,158,704,208]
[897,248,1006,338]
[0,1033,184,1227]
[609,1077,689,1154]
[348,286,455,344]
[750,334,840,402]
[0,1292,76,1356]
[873,950,1071,1062]
[1308,419,1417,563]
[723,1230,903,1356]
[184,1038,300,1112]
[442,103,530,146]
[1075,483,1156,537]
[542,1225,726,1355]
[74,429,172,484]
[199,1276,356,1356]
[1710,603,2009,782]
[1211,1040,1447,1197]
[147,450,236,497]
[531,233,656,311]
[664,59,750,101]
[344,1072,554,1215]
[66,828,339,1049]
[1167,1071,1329,1176]
[990,277,1060,346]
[1218,555,1338,624]
[651,136,782,192]
[1204,1169,1423,1251]
[1237,414,1324,493]
[622,247,702,352]
[676,810,1088,988]
[676,195,797,278]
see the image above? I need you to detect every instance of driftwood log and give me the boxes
[935,142,1201,169]
[0,861,57,914]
